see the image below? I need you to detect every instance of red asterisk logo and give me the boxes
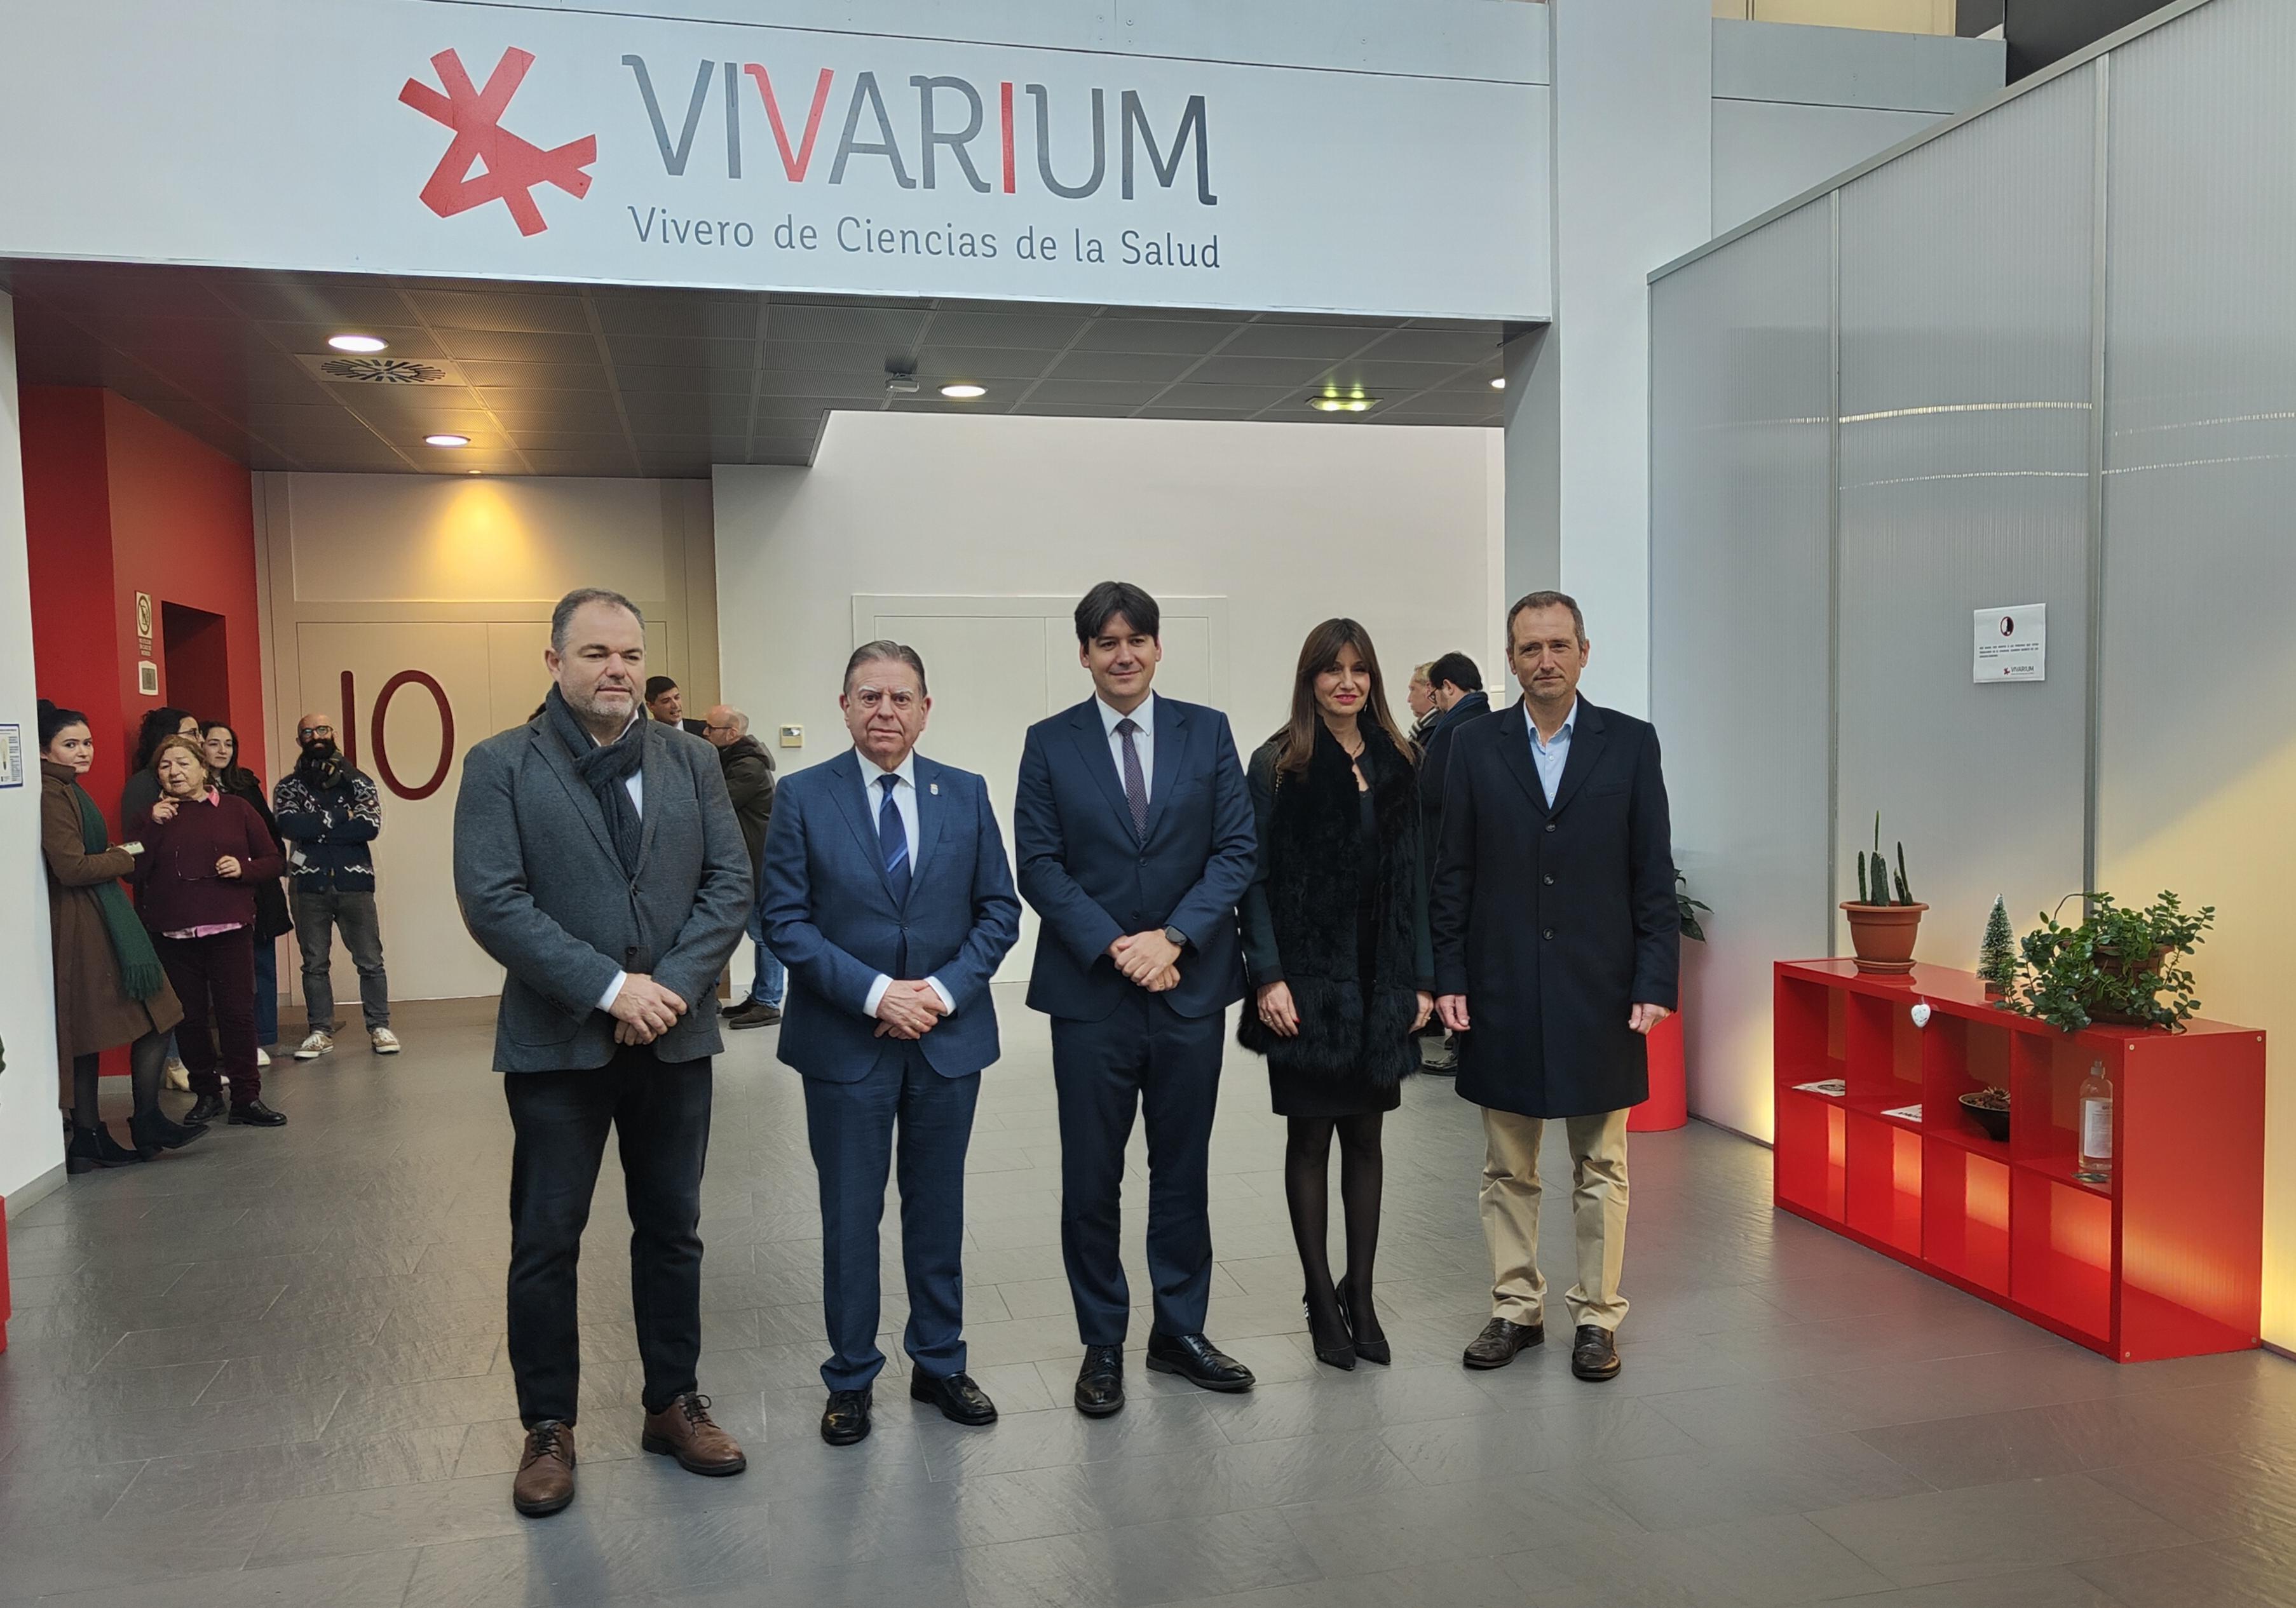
[400,48,596,236]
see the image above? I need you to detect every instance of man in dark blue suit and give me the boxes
[1014,582,1259,1417]
[759,640,1021,1447]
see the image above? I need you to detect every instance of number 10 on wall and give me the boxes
[337,668,457,801]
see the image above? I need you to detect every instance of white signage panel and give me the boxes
[1973,604,2046,683]
[0,0,1551,321]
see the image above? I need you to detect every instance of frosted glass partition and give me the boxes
[2097,0,2296,1334]
[1834,69,2096,966]
[1650,0,2295,1347]
[1650,199,1833,1142]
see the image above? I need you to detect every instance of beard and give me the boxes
[296,738,343,787]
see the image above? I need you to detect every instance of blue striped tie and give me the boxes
[878,774,912,905]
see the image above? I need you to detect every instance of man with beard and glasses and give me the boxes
[273,713,399,1060]
[454,587,752,1517]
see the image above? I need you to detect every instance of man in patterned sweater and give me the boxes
[273,713,402,1060]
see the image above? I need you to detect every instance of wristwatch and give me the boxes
[1162,925,1189,950]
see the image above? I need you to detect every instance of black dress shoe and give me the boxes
[1571,1325,1621,1382]
[1302,1290,1355,1371]
[183,1093,228,1127]
[909,1370,998,1426]
[1145,1332,1254,1393]
[228,1100,288,1127]
[820,1388,873,1446]
[1336,1280,1390,1367]
[1462,1316,1544,1370]
[725,1003,781,1030]
[1075,1345,1125,1417]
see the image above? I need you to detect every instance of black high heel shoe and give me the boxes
[1336,1281,1391,1367]
[1302,1290,1357,1371]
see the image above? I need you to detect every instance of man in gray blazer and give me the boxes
[453,587,752,1518]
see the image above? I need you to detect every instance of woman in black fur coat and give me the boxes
[1238,619,1433,1369]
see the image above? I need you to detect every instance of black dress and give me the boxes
[1237,729,1429,1120]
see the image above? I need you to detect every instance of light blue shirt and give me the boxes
[1526,698,1578,806]
[856,748,954,1020]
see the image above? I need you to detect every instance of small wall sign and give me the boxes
[0,724,21,787]
[137,661,161,696]
[1974,604,2046,683]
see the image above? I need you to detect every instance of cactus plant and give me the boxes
[1852,814,1915,907]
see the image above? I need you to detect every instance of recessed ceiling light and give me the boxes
[1307,394,1376,414]
[940,383,987,399]
[1491,376,1507,389]
[328,334,388,353]
[425,433,470,447]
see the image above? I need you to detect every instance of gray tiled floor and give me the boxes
[4,991,2294,1607]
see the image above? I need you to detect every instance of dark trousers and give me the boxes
[503,1048,712,1427]
[155,929,259,1104]
[252,940,279,1048]
[292,888,390,1033]
[1050,992,1226,1346]
[801,1046,980,1392]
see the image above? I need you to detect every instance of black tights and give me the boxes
[1282,1112,1387,1343]
[70,1032,168,1133]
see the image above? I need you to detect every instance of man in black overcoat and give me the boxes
[1430,591,1677,1383]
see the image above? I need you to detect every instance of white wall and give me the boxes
[716,409,1504,791]
[0,292,65,1208]
[255,472,716,1004]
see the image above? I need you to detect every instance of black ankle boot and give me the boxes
[130,1108,208,1159]
[68,1124,142,1173]
[184,1093,228,1126]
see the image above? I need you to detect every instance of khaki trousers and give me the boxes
[1479,1107,1629,1332]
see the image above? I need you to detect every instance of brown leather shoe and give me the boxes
[512,1421,576,1517]
[641,1392,748,1476]
[1462,1316,1544,1370]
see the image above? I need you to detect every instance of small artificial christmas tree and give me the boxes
[1978,895,2018,997]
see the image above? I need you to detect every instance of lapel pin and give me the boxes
[930,782,939,795]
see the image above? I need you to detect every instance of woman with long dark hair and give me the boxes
[202,720,292,1063]
[37,701,200,1170]
[1237,619,1433,1369]
[132,736,287,1128]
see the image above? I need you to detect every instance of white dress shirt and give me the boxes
[1097,690,1157,802]
[857,750,956,1020]
[595,710,647,1011]
[1526,697,1579,807]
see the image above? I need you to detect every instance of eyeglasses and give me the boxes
[300,724,335,740]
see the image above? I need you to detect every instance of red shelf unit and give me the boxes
[1774,960,2265,1362]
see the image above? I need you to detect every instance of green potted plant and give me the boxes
[1676,871,1709,943]
[2008,891,2214,1034]
[1978,896,2018,997]
[1841,813,1925,975]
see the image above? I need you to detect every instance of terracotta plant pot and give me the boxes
[1840,902,1928,975]
[2088,942,2173,1025]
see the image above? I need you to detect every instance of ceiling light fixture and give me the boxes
[328,334,389,353]
[425,433,470,447]
[1307,392,1376,414]
[1491,376,1507,389]
[940,383,987,399]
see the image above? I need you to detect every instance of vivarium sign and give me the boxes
[0,0,1550,320]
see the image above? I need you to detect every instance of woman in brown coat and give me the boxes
[37,701,201,1170]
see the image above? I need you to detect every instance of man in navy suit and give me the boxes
[1014,582,1258,1417]
[759,640,1021,1447]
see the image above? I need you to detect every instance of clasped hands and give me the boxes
[1108,930,1181,993]
[1256,982,1436,1038]
[609,973,689,1045]
[873,980,949,1040]
[1432,996,1670,1035]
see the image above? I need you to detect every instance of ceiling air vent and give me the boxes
[295,353,468,386]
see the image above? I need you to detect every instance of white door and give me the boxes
[852,597,1229,983]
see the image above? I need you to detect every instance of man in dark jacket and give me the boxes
[453,588,752,1517]
[274,716,398,1060]
[1430,593,1676,1386]
[1415,652,1491,1073]
[704,705,785,1029]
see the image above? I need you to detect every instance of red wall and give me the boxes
[22,388,266,828]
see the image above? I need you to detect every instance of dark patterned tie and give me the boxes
[1115,717,1149,839]
[878,774,912,904]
